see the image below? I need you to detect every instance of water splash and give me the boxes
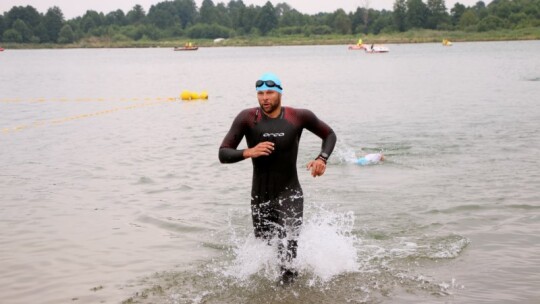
[122,205,469,303]
[221,236,281,282]
[296,208,359,282]
[332,145,359,164]
[221,205,359,283]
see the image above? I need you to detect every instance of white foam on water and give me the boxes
[221,205,360,283]
[221,235,281,281]
[332,146,359,164]
[296,208,359,282]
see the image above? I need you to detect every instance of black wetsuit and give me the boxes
[219,106,336,264]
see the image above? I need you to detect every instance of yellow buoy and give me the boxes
[181,90,208,101]
[180,90,192,100]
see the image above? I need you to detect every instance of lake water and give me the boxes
[1,41,539,304]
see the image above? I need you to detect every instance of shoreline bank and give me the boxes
[2,28,539,49]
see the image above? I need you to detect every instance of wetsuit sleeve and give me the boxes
[301,109,337,159]
[219,110,249,163]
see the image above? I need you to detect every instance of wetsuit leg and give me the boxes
[276,192,303,284]
[251,190,303,240]
[252,189,303,283]
[251,199,277,240]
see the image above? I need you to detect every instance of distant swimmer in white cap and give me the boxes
[356,153,385,165]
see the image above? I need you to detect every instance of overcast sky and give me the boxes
[1,0,489,19]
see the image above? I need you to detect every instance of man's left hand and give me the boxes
[306,159,326,177]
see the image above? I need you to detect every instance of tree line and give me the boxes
[0,0,539,44]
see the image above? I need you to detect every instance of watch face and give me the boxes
[321,153,329,158]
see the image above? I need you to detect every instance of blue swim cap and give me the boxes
[356,157,369,165]
[256,72,283,94]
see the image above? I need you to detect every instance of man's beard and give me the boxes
[261,96,281,114]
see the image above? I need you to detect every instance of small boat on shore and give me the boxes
[174,46,198,51]
[348,44,366,50]
[364,45,389,53]
[348,44,389,53]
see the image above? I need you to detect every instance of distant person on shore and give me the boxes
[356,153,385,165]
[218,72,337,284]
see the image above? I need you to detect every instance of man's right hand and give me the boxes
[243,141,275,158]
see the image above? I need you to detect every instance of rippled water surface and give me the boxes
[1,41,539,304]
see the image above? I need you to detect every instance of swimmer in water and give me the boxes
[356,153,385,165]
[219,72,337,284]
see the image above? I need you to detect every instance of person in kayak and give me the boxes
[218,72,337,284]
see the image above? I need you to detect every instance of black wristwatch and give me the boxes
[316,153,329,164]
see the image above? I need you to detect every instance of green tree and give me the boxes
[173,0,198,28]
[140,24,163,40]
[33,23,49,42]
[426,0,449,29]
[363,9,383,34]
[509,12,529,27]
[12,19,33,42]
[473,1,489,19]
[3,28,23,42]
[105,9,127,26]
[215,3,233,28]
[304,24,333,35]
[187,23,232,38]
[148,2,180,29]
[80,10,103,33]
[406,0,428,28]
[477,15,505,31]
[280,9,307,27]
[127,5,146,24]
[238,5,259,34]
[523,1,540,19]
[275,3,292,18]
[352,7,368,33]
[43,6,65,42]
[371,11,394,34]
[5,6,41,30]
[450,2,466,26]
[256,1,278,35]
[332,9,351,34]
[0,15,6,41]
[121,24,144,40]
[393,0,407,31]
[227,0,247,30]
[200,0,218,24]
[459,10,479,29]
[489,0,514,19]
[65,20,82,41]
[57,24,75,43]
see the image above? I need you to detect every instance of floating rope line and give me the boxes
[1,99,177,134]
[0,97,177,103]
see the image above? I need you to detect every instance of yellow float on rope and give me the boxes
[180,90,191,100]
[180,90,209,101]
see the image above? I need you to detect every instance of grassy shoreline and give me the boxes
[2,28,539,49]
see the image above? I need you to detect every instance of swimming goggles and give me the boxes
[255,80,283,90]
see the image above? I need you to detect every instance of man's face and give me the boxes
[257,90,281,116]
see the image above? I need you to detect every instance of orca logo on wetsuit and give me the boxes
[262,133,285,137]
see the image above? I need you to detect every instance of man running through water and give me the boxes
[219,72,337,284]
